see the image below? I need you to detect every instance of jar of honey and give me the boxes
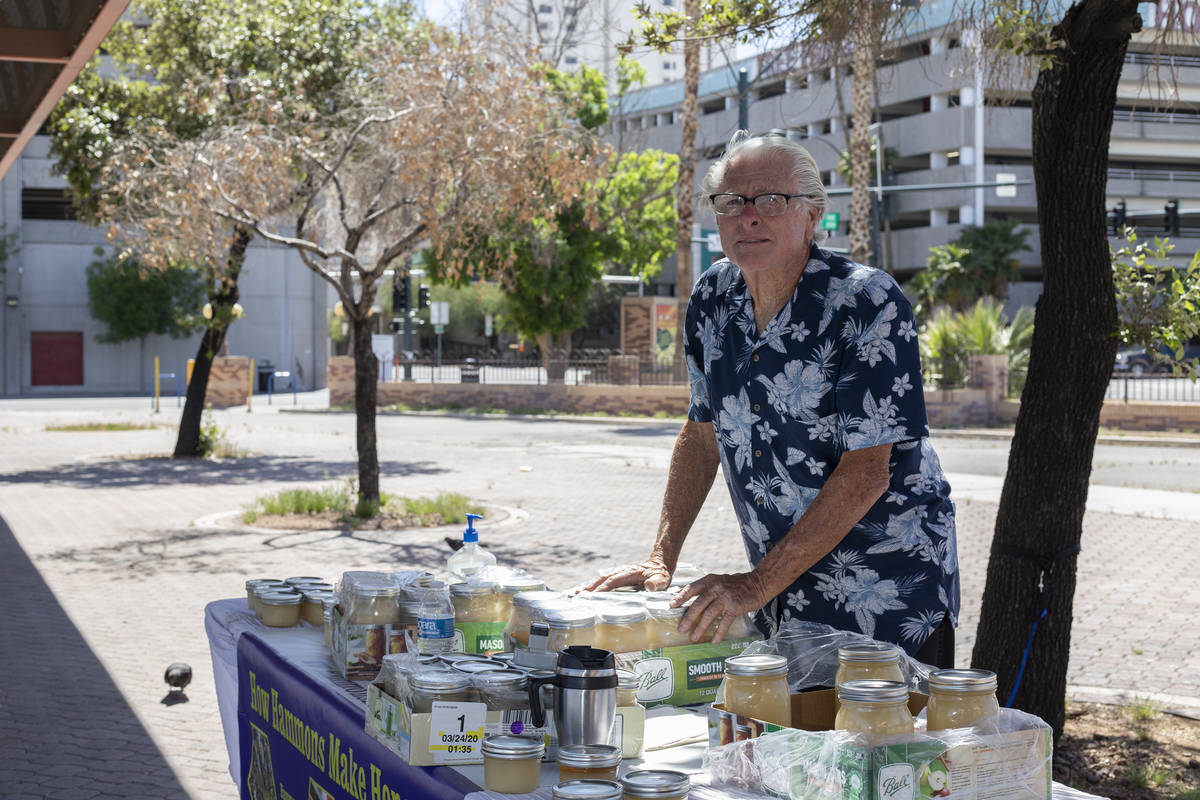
[544,607,596,652]
[482,735,544,794]
[926,669,1000,731]
[557,744,622,783]
[620,769,690,800]
[834,679,914,739]
[594,604,651,654]
[721,654,790,727]
[504,590,564,648]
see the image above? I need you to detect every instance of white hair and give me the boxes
[702,130,830,244]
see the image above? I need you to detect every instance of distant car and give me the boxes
[1113,344,1200,376]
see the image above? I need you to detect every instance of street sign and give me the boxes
[434,324,445,334]
[820,212,840,231]
[430,301,450,325]
[995,172,1017,198]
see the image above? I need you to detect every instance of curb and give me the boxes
[192,503,529,535]
[1067,685,1200,720]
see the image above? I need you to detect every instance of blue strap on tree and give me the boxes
[996,542,1082,708]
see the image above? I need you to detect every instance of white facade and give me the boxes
[471,0,720,90]
[0,136,330,397]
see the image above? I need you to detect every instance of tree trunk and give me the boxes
[537,330,572,384]
[672,0,699,382]
[351,310,380,508]
[173,226,249,458]
[970,0,1139,742]
[848,0,875,264]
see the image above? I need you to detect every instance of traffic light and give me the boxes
[1110,200,1127,235]
[1164,199,1180,236]
[417,285,430,310]
[392,270,409,311]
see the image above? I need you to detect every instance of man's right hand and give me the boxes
[583,557,673,593]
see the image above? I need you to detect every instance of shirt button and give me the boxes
[752,354,760,363]
[754,449,762,458]
[753,404,761,412]
[756,497,765,506]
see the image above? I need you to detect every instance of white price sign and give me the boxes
[428,701,486,763]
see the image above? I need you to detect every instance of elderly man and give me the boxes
[588,132,958,667]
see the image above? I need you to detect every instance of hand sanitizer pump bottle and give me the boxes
[447,513,497,580]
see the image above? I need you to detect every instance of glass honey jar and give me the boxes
[721,654,791,727]
[834,679,914,740]
[926,669,1000,731]
[557,744,622,783]
[594,604,651,654]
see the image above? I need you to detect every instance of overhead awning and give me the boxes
[0,0,131,181]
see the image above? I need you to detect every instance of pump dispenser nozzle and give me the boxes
[463,513,484,543]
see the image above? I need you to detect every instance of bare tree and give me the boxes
[103,23,602,508]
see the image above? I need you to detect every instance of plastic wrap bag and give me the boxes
[335,570,426,624]
[706,706,1053,800]
[737,620,932,697]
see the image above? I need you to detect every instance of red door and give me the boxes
[31,332,84,385]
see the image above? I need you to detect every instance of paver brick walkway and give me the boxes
[1,397,1197,799]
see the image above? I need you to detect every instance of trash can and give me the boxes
[460,357,480,384]
[256,361,275,393]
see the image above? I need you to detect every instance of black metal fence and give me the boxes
[384,352,687,386]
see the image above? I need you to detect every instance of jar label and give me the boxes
[428,701,486,764]
[454,621,507,655]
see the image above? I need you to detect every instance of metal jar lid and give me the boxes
[301,589,334,603]
[473,669,528,689]
[512,590,564,609]
[724,654,787,678]
[284,576,325,586]
[491,652,516,664]
[597,604,648,624]
[544,607,596,630]
[838,642,901,664]
[481,734,545,760]
[353,584,401,598]
[620,770,691,798]
[441,652,496,665]
[552,779,623,800]
[644,600,684,620]
[499,577,546,594]
[416,654,442,666]
[253,581,294,595]
[410,670,471,692]
[929,668,998,693]
[450,581,497,597]
[246,578,282,590]
[452,660,503,675]
[837,679,910,704]
[616,668,639,691]
[259,591,303,607]
[557,744,622,769]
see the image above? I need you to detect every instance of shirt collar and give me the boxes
[728,243,834,345]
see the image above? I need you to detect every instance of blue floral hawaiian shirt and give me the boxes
[684,244,959,654]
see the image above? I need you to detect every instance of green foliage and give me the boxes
[49,0,412,221]
[396,492,485,524]
[241,485,482,526]
[1111,231,1200,379]
[0,223,18,278]
[45,421,162,432]
[256,486,351,516]
[909,222,1030,319]
[1125,764,1169,789]
[616,55,648,95]
[542,64,610,130]
[85,248,206,343]
[428,282,511,340]
[919,297,1035,393]
[426,148,677,346]
[1128,696,1162,724]
[197,409,221,457]
[989,2,1058,71]
[328,309,349,343]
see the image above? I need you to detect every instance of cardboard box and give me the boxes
[365,681,646,766]
[329,606,418,682]
[615,637,761,708]
[705,691,1050,800]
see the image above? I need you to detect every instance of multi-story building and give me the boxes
[468,0,722,89]
[606,2,1200,299]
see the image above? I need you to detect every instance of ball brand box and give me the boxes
[615,637,760,707]
[705,691,1051,800]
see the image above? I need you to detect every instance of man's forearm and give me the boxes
[752,442,892,601]
[652,420,720,571]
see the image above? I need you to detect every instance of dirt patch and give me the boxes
[1055,701,1200,799]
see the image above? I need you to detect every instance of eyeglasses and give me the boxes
[709,193,816,217]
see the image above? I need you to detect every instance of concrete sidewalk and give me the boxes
[1,398,1198,799]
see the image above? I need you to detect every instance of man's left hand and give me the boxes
[671,571,770,645]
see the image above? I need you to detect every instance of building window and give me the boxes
[663,0,675,5]
[22,188,76,221]
[538,21,551,30]
[663,61,674,70]
[565,55,578,65]
[538,4,552,12]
